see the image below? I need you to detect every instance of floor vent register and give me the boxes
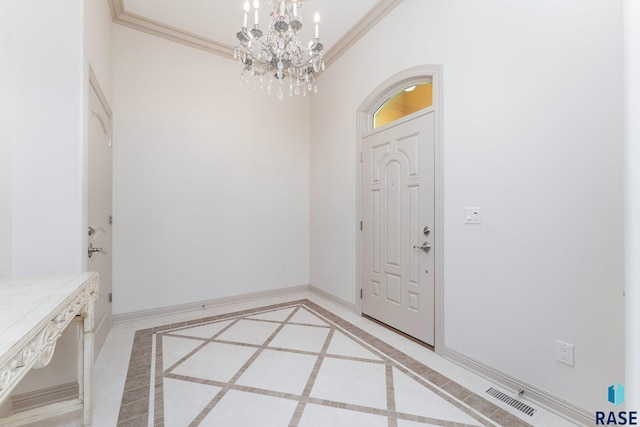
[485,387,537,417]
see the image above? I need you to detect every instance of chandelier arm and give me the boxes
[288,56,320,70]
[251,68,272,77]
[242,50,273,67]
[250,37,272,51]
[239,47,321,71]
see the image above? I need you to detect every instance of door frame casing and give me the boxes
[356,65,444,352]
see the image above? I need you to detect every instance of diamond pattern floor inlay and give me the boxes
[116,300,532,427]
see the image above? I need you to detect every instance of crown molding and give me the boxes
[108,0,124,21]
[324,0,403,67]
[107,0,403,66]
[107,0,234,59]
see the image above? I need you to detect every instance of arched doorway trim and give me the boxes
[355,65,444,351]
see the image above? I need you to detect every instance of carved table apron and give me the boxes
[0,273,99,426]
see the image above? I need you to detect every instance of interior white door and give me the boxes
[88,84,113,354]
[361,109,435,345]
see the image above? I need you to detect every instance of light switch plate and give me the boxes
[464,207,482,224]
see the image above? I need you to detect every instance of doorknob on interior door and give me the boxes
[413,241,431,252]
[88,243,104,258]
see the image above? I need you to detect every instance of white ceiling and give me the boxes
[112,0,402,65]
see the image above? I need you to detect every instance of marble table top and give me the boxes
[0,272,97,365]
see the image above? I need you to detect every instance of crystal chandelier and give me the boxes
[234,0,325,99]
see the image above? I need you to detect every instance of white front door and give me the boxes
[88,83,113,354]
[361,109,435,345]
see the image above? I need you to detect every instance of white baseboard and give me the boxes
[94,310,112,356]
[441,347,593,426]
[309,285,357,313]
[11,382,78,414]
[113,284,311,324]
[0,399,82,427]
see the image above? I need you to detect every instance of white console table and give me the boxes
[0,273,98,426]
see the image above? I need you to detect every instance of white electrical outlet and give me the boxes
[556,340,574,366]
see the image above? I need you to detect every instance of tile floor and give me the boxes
[90,291,577,427]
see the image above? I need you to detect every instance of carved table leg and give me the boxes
[82,299,95,426]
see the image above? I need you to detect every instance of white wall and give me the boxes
[9,0,88,396]
[112,26,310,315]
[624,0,640,410]
[0,0,112,400]
[11,0,85,276]
[310,0,624,413]
[0,0,13,279]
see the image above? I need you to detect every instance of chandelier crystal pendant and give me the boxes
[234,0,325,99]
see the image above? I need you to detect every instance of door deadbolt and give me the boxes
[423,226,430,235]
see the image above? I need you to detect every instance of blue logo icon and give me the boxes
[608,382,625,407]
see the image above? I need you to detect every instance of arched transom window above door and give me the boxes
[373,83,433,129]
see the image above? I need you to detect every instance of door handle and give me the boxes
[413,241,431,252]
[88,243,104,258]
